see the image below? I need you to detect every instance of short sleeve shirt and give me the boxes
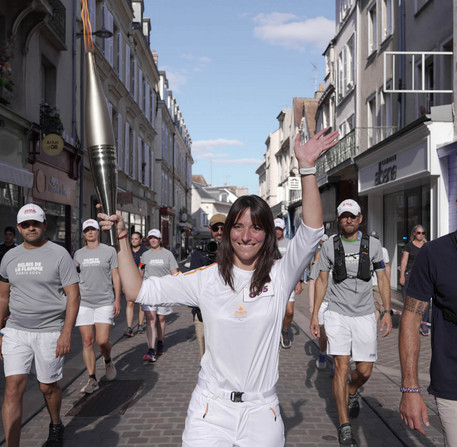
[140,248,178,279]
[132,245,149,268]
[403,241,423,271]
[371,246,390,286]
[406,233,457,400]
[0,242,79,332]
[74,243,118,308]
[317,234,384,316]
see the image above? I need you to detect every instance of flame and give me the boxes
[80,0,94,52]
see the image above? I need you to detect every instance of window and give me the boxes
[41,57,56,106]
[337,36,354,101]
[368,3,377,54]
[379,85,393,141]
[382,0,393,40]
[367,94,377,146]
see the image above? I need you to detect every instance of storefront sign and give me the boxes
[288,177,301,190]
[42,134,64,156]
[375,155,397,186]
[32,163,76,206]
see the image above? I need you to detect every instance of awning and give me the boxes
[0,161,34,188]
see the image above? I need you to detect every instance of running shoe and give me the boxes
[420,325,430,336]
[105,360,117,381]
[316,353,327,370]
[348,391,360,418]
[80,378,99,394]
[42,421,64,447]
[280,329,291,349]
[338,423,358,446]
[157,340,164,355]
[143,349,157,363]
[124,327,134,337]
[137,323,146,334]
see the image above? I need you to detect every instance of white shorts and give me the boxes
[1,327,64,384]
[141,305,173,315]
[183,386,284,447]
[318,301,329,326]
[76,305,114,326]
[323,310,377,362]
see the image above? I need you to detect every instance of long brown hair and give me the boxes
[217,195,277,295]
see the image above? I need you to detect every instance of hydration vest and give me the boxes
[333,233,372,283]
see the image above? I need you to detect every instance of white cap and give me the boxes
[320,234,329,242]
[337,199,361,217]
[148,229,162,239]
[17,204,46,224]
[274,218,286,230]
[82,219,100,231]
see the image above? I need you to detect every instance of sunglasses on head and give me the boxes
[210,224,224,232]
[19,221,42,229]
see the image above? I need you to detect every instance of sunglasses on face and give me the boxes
[210,224,224,232]
[416,231,425,235]
[19,221,42,229]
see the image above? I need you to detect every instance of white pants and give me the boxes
[182,386,284,446]
[436,397,457,447]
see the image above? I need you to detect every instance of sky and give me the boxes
[144,1,336,194]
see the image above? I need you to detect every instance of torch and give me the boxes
[81,1,118,245]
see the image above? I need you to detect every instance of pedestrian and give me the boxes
[399,229,457,445]
[123,231,148,337]
[369,230,391,322]
[140,229,178,362]
[74,219,120,394]
[98,128,338,446]
[275,217,303,349]
[399,225,428,334]
[0,204,80,446]
[0,226,17,264]
[189,213,226,360]
[310,199,393,447]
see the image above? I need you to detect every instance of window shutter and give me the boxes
[125,45,130,90]
[124,122,130,175]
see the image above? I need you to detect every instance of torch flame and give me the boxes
[80,0,95,52]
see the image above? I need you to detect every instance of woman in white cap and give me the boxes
[73,219,121,394]
[98,129,338,446]
[139,229,178,362]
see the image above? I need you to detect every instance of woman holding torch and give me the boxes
[98,129,338,446]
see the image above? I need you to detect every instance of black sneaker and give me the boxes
[338,423,357,447]
[280,329,291,349]
[348,392,360,418]
[157,340,164,355]
[143,349,157,363]
[42,421,64,447]
[123,327,134,337]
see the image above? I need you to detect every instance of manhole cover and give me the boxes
[66,380,143,417]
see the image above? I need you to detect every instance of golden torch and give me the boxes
[81,1,118,245]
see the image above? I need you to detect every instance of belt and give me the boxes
[197,380,276,403]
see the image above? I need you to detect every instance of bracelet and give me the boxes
[299,166,317,176]
[117,232,129,240]
[400,386,421,393]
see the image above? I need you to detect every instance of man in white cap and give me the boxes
[274,218,303,349]
[139,229,178,362]
[310,199,392,447]
[0,204,80,446]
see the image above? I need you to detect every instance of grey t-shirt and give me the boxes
[140,248,178,279]
[277,238,289,257]
[317,234,384,316]
[74,243,118,308]
[0,242,79,332]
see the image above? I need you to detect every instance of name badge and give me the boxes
[243,282,274,302]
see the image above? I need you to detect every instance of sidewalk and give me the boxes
[2,285,443,446]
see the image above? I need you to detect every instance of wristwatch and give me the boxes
[381,309,393,317]
[299,166,317,176]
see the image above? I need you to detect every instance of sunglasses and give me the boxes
[415,231,425,235]
[210,224,224,232]
[19,221,42,229]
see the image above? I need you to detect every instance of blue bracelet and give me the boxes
[400,386,421,393]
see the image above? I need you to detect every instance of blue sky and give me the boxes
[144,1,336,194]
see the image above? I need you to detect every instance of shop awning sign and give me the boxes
[42,134,64,156]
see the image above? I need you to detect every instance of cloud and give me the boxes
[181,54,212,64]
[192,139,261,166]
[192,139,244,154]
[161,67,188,93]
[213,158,263,166]
[252,12,334,50]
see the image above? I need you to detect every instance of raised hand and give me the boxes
[294,128,339,168]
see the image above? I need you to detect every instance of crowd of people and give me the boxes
[0,128,453,446]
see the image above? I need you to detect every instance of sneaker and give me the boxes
[80,378,99,394]
[124,327,134,337]
[157,340,164,355]
[105,360,117,381]
[280,329,291,349]
[42,421,64,447]
[420,325,430,336]
[316,353,327,369]
[338,423,357,447]
[143,349,157,363]
[348,392,360,418]
[137,323,146,334]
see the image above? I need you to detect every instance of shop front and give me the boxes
[356,116,453,290]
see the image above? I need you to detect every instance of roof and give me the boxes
[192,175,208,186]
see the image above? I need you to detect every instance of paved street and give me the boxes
[0,286,444,446]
